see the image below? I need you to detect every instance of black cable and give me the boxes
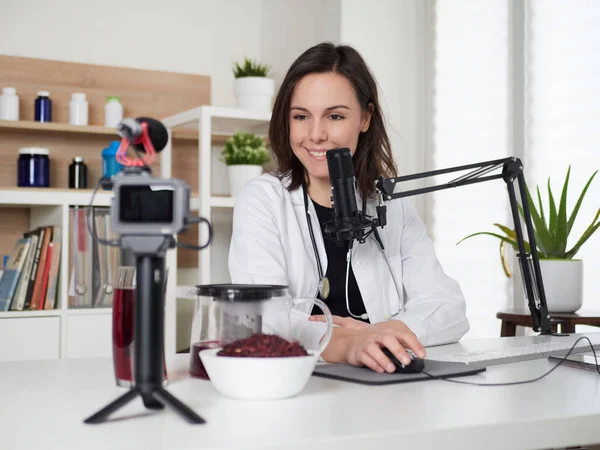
[423,336,600,386]
[176,217,212,251]
[86,178,120,247]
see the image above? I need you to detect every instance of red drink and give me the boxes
[113,287,135,385]
[189,341,220,380]
[113,287,166,386]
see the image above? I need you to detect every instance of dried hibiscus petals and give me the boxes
[217,333,309,357]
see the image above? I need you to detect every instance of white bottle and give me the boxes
[0,87,20,121]
[104,96,123,127]
[69,92,89,126]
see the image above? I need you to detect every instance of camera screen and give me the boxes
[119,185,174,223]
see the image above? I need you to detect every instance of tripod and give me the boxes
[84,236,205,424]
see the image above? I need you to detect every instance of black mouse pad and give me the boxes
[312,360,486,385]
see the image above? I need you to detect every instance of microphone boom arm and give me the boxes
[375,157,552,334]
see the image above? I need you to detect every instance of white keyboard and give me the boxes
[426,333,600,366]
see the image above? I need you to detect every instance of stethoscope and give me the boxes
[302,184,404,320]
[302,183,331,300]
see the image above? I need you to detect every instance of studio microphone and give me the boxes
[324,148,373,245]
[116,117,169,167]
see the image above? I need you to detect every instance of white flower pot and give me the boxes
[234,77,274,111]
[539,259,584,313]
[513,259,584,313]
[228,165,263,198]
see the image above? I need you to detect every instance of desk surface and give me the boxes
[2,334,600,450]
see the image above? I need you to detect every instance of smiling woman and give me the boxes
[269,43,396,207]
[228,42,469,375]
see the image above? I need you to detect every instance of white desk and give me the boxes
[2,334,600,450]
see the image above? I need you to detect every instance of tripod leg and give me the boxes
[84,388,139,424]
[141,390,164,410]
[152,389,206,424]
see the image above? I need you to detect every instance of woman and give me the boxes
[229,42,469,374]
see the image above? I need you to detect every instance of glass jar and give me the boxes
[17,147,50,187]
[189,284,333,379]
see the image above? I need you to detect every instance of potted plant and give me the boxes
[233,58,274,111]
[221,132,270,197]
[458,167,599,313]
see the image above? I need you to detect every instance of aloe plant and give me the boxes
[458,167,599,259]
[232,58,270,78]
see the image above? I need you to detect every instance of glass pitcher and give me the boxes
[189,284,333,379]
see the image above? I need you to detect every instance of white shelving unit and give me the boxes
[0,188,116,362]
[162,106,271,285]
[0,191,180,362]
[0,107,270,363]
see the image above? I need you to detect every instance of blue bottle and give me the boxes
[102,141,124,185]
[34,91,52,122]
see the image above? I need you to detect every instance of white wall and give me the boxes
[0,0,264,107]
[260,0,342,90]
[340,0,429,219]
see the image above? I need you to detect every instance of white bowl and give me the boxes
[199,348,319,400]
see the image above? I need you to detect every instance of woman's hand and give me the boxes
[309,314,369,331]
[310,315,426,373]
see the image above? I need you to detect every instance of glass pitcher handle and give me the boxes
[293,297,333,355]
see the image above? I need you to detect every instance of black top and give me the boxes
[310,200,369,323]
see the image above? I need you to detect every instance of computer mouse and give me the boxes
[381,348,425,374]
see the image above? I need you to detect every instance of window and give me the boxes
[430,0,599,338]
[430,0,512,338]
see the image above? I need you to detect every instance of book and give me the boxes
[0,238,32,311]
[10,234,39,311]
[23,227,45,310]
[70,208,91,307]
[38,245,53,310]
[44,227,62,310]
[29,226,53,310]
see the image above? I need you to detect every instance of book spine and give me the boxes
[38,245,53,310]
[10,235,38,311]
[44,226,62,310]
[24,228,45,310]
[0,238,32,311]
[29,226,53,310]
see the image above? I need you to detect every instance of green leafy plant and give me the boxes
[458,167,599,260]
[233,58,270,78]
[221,132,269,166]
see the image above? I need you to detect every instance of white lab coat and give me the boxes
[228,173,469,348]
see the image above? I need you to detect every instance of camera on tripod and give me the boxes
[84,118,210,425]
[111,168,191,236]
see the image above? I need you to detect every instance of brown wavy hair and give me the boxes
[269,42,397,200]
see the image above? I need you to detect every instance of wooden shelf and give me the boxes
[0,119,211,142]
[0,120,120,137]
